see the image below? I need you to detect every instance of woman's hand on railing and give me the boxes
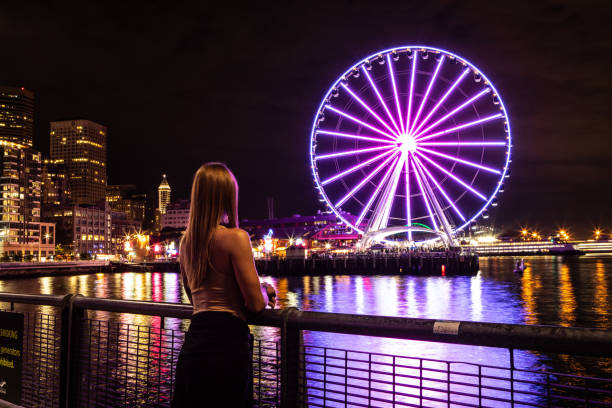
[261,283,276,309]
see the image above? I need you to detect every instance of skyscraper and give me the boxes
[50,119,107,205]
[0,142,51,258]
[0,86,34,146]
[158,174,171,214]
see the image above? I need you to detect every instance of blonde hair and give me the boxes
[180,163,238,289]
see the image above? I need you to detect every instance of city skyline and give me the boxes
[2,2,611,235]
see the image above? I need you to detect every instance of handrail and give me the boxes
[0,292,65,306]
[2,291,611,357]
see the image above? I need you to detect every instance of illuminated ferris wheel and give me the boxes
[309,46,512,245]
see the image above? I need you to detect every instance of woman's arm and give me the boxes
[180,262,193,305]
[230,229,268,313]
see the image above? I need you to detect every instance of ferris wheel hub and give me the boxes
[397,133,417,154]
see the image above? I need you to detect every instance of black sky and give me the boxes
[2,1,611,236]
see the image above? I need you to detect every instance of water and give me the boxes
[1,254,611,404]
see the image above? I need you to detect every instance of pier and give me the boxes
[255,252,479,276]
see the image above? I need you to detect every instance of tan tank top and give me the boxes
[190,263,246,321]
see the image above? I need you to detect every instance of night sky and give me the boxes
[2,1,611,236]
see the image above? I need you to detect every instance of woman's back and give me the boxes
[189,226,248,320]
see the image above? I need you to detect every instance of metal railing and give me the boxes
[0,292,611,407]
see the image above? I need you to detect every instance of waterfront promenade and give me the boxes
[1,291,611,407]
[0,255,611,406]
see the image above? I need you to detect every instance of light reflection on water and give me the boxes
[1,255,611,379]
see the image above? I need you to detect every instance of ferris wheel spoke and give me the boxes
[410,68,470,136]
[362,66,402,135]
[321,149,396,186]
[340,84,400,138]
[413,155,465,222]
[315,145,393,161]
[408,55,444,135]
[404,50,418,134]
[355,155,401,227]
[412,154,439,230]
[367,153,406,231]
[404,157,412,241]
[418,141,506,147]
[415,151,487,200]
[387,54,405,134]
[413,88,491,138]
[334,150,399,207]
[417,146,501,174]
[325,105,397,140]
[316,129,397,144]
[415,113,504,142]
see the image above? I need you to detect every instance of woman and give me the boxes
[172,163,276,408]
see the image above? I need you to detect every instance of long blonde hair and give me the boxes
[180,163,238,289]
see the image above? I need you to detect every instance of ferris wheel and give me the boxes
[309,46,511,245]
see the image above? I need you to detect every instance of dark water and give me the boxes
[1,255,611,380]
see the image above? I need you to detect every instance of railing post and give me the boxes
[280,307,301,408]
[59,294,86,408]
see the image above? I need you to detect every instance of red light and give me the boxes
[153,244,161,253]
[441,264,446,276]
[20,87,24,91]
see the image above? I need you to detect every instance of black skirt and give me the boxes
[172,311,252,408]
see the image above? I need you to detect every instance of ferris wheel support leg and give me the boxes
[413,158,455,247]
[366,154,406,234]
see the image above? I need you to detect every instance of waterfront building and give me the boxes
[0,141,50,259]
[47,202,112,257]
[158,174,171,215]
[106,184,146,222]
[160,199,189,230]
[0,86,34,146]
[110,211,142,253]
[242,212,361,256]
[41,159,71,207]
[50,119,107,205]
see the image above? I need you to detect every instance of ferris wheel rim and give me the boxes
[309,45,512,240]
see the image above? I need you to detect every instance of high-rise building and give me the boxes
[158,174,171,214]
[50,119,107,205]
[41,159,71,207]
[0,141,54,258]
[0,86,34,147]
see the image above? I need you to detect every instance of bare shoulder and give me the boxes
[214,227,251,252]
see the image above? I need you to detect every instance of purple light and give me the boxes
[362,66,401,135]
[335,151,399,207]
[355,155,400,227]
[317,129,397,144]
[404,156,412,240]
[325,105,397,141]
[416,113,504,142]
[340,84,399,137]
[416,151,487,200]
[417,146,501,174]
[315,145,393,161]
[409,55,444,135]
[405,50,418,133]
[413,88,490,138]
[413,155,465,221]
[411,68,470,136]
[321,149,396,186]
[412,154,439,230]
[310,46,513,241]
[386,54,404,134]
[418,141,506,146]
